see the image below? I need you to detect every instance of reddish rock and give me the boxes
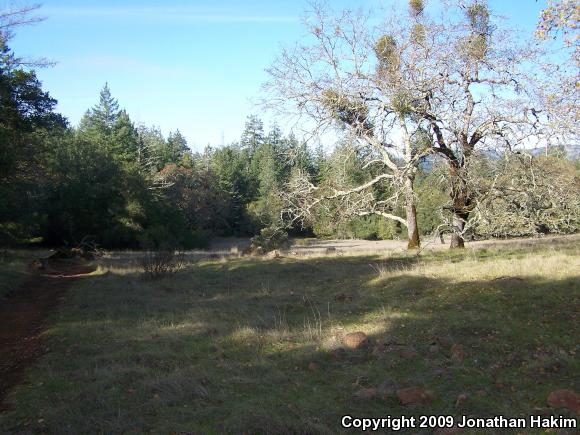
[451,344,466,362]
[547,389,580,414]
[354,387,378,399]
[344,332,370,349]
[396,387,434,405]
[308,362,320,371]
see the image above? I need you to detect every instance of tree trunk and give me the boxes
[448,163,470,250]
[449,210,468,249]
[405,176,420,249]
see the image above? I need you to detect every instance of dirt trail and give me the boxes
[0,260,95,410]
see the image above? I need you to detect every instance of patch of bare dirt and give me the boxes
[0,260,95,411]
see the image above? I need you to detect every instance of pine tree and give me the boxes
[112,110,139,163]
[266,123,283,148]
[167,129,189,162]
[240,115,264,153]
[90,82,120,132]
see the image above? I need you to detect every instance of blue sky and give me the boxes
[10,0,546,151]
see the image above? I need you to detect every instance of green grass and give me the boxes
[1,238,579,434]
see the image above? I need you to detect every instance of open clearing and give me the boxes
[0,236,578,433]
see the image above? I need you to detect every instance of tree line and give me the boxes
[0,1,578,251]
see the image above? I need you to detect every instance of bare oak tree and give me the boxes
[266,0,544,249]
[265,1,436,249]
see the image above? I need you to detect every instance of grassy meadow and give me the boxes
[0,236,579,434]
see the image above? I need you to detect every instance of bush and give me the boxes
[139,249,184,279]
[250,227,290,253]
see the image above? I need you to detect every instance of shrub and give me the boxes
[250,227,290,253]
[139,249,184,279]
[138,225,185,279]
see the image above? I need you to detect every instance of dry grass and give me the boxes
[139,250,185,279]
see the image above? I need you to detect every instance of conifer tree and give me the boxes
[167,129,189,162]
[91,82,120,132]
[112,110,139,163]
[240,115,264,153]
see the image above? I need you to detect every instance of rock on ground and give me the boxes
[343,332,371,349]
[547,389,580,414]
[396,387,434,405]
